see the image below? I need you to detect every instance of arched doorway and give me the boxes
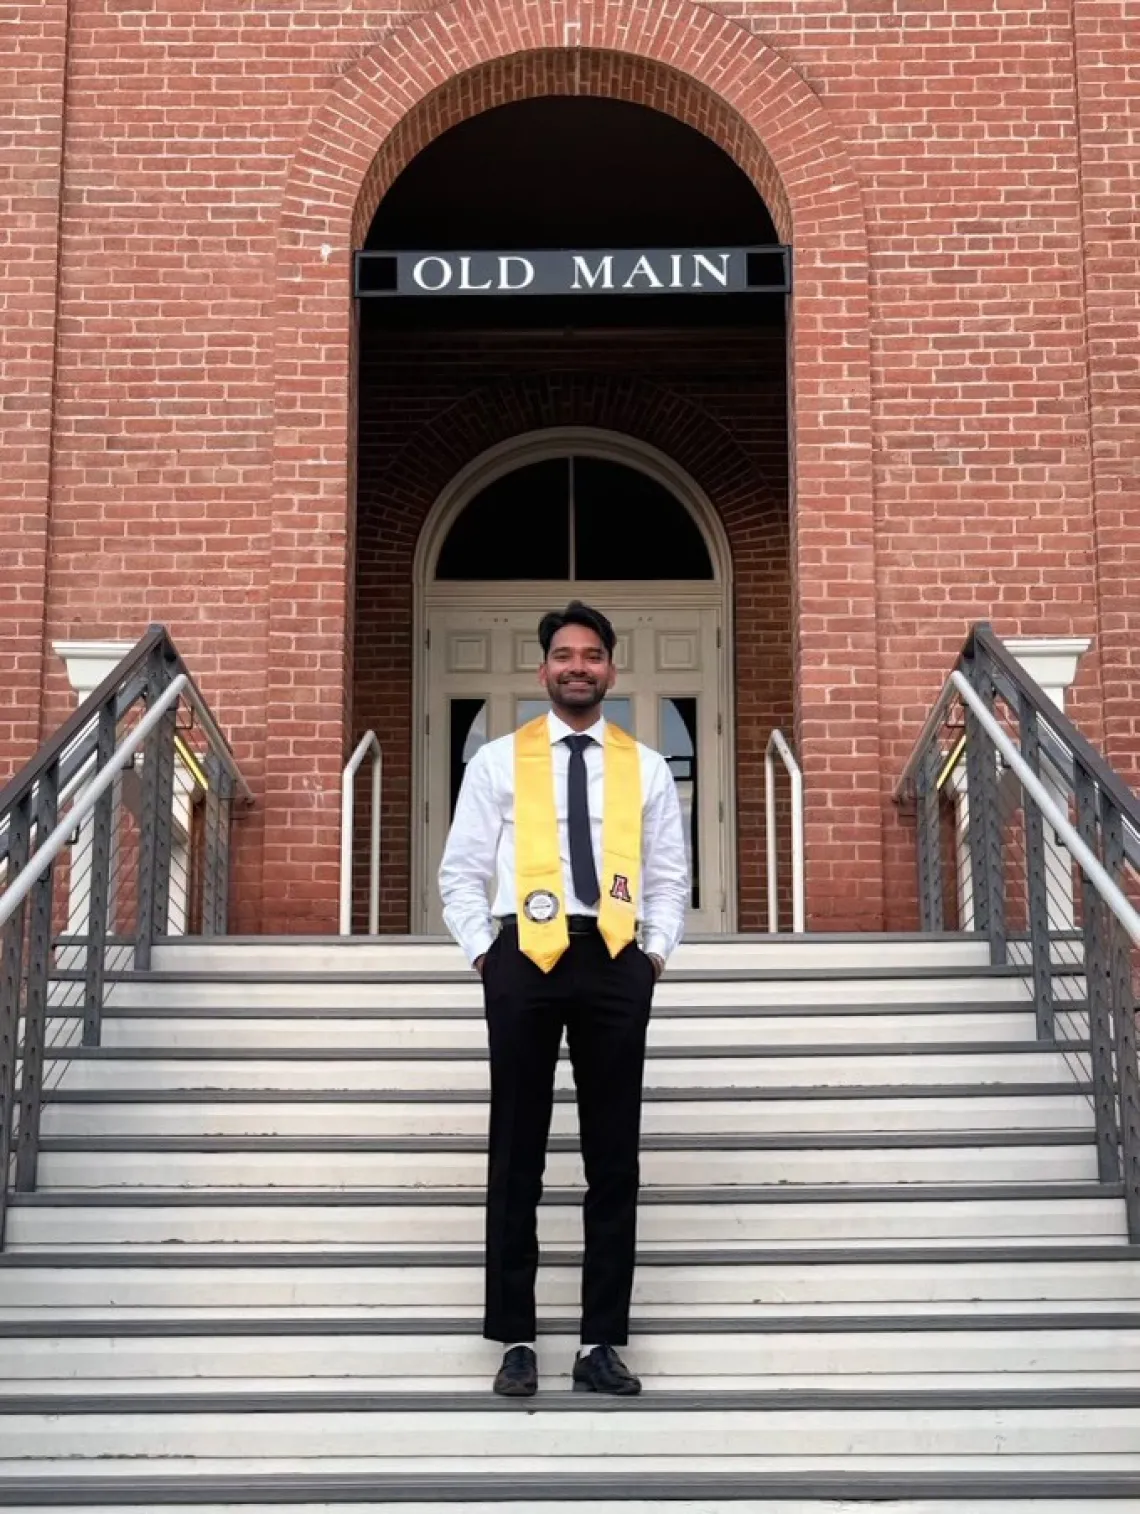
[413,430,734,935]
[351,91,795,935]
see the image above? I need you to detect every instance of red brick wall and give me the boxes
[0,0,1134,936]
[1073,0,1140,790]
[0,2,69,769]
[352,328,791,932]
[844,0,1108,924]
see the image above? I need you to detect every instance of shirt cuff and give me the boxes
[640,930,671,963]
[467,928,496,966]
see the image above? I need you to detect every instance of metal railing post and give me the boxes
[82,702,117,1046]
[16,765,58,1192]
[1075,763,1120,1184]
[202,753,223,937]
[340,733,382,937]
[764,730,805,935]
[1018,697,1055,1041]
[765,745,779,935]
[914,746,944,933]
[202,756,233,938]
[964,658,1006,963]
[136,656,178,971]
[0,797,30,1244]
[1101,797,1140,1241]
[369,750,381,937]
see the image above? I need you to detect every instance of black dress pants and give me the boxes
[481,923,656,1346]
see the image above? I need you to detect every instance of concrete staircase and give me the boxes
[1,933,1138,1510]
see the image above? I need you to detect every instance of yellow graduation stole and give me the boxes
[514,715,642,972]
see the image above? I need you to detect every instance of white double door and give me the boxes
[416,590,731,937]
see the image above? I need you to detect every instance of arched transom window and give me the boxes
[435,456,714,581]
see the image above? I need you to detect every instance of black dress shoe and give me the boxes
[493,1345,538,1396]
[571,1344,642,1395]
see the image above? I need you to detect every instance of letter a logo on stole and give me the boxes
[596,726,642,958]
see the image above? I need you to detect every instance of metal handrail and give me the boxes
[969,624,1140,836]
[340,731,382,936]
[0,625,251,864]
[0,626,166,824]
[894,674,965,808]
[952,670,1140,946]
[897,622,1140,823]
[900,625,1140,1241]
[0,628,250,1242]
[764,728,805,934]
[0,677,188,933]
[896,623,1140,877]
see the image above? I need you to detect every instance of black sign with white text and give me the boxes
[355,246,790,297]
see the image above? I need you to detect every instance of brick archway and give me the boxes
[353,375,791,933]
[268,0,878,932]
[348,50,794,252]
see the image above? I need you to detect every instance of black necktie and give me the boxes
[563,734,600,907]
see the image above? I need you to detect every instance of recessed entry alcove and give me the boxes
[351,94,791,935]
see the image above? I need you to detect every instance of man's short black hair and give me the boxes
[538,601,616,658]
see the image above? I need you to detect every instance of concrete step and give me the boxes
[0,1472,1136,1512]
[0,1311,1137,1382]
[147,934,997,974]
[37,1085,1099,1138]
[0,1388,1138,1462]
[40,1045,1093,1093]
[84,1007,1063,1051]
[4,1499,1138,1514]
[31,1131,1099,1191]
[92,970,1044,1012]
[6,1185,1128,1249]
[3,1246,1139,1311]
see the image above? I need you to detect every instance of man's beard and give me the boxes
[549,675,606,714]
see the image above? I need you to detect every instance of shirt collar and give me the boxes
[546,709,606,745]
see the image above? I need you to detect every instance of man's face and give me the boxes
[539,623,615,714]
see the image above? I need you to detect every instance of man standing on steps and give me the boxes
[439,600,689,1398]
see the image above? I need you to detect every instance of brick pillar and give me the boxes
[0,1,69,778]
[1074,0,1140,789]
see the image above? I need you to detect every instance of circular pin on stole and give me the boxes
[522,890,560,924]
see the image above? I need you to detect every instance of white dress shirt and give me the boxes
[439,710,690,967]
